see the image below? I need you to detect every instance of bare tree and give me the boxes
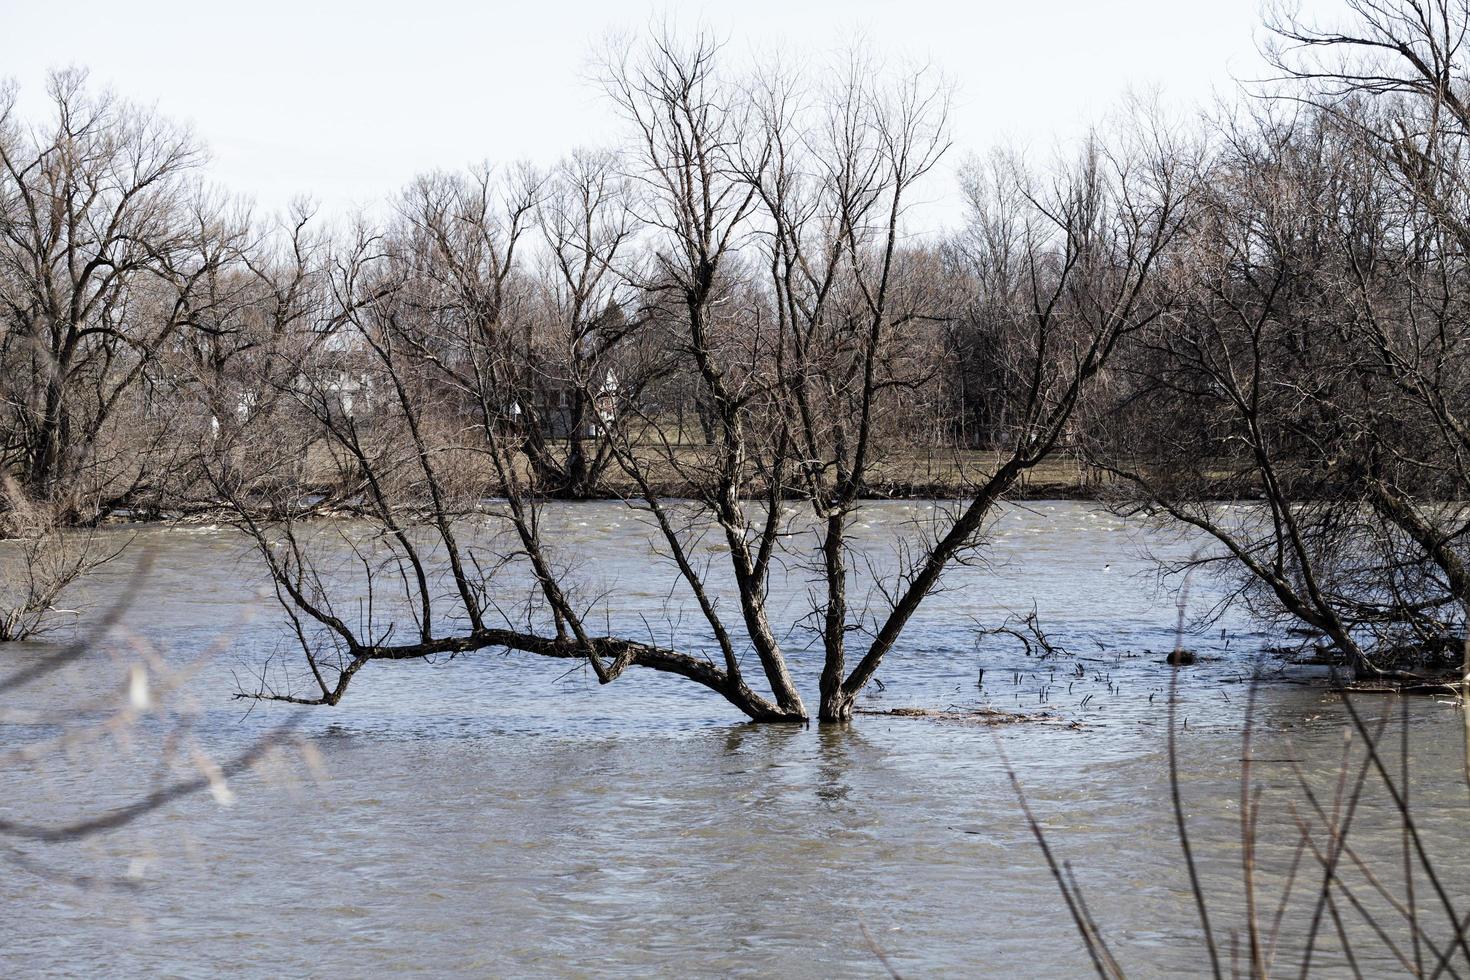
[0,480,120,641]
[213,32,1189,723]
[1094,2,1470,684]
[0,70,226,524]
[515,151,650,498]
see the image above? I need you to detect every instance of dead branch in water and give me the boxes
[855,705,1081,727]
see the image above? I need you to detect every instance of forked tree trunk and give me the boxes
[819,689,855,722]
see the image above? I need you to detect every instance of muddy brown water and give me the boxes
[2,501,1467,977]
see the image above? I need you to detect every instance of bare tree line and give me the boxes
[1092,1,1470,686]
[2,4,1470,713]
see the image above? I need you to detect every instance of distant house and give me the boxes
[302,351,376,419]
[318,367,371,418]
[537,369,618,439]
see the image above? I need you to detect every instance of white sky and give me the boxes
[0,0,1288,228]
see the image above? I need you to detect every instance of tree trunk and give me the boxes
[819,689,855,722]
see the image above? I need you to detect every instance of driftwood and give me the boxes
[1339,675,1466,698]
[855,706,1083,728]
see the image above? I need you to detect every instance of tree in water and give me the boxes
[215,32,1189,722]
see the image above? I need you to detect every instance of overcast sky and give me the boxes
[0,0,1291,227]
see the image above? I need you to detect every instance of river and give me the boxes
[2,501,1467,976]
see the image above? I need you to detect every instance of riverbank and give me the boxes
[88,451,1111,526]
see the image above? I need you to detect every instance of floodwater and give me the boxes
[2,501,1468,977]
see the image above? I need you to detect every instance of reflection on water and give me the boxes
[1,502,1467,977]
